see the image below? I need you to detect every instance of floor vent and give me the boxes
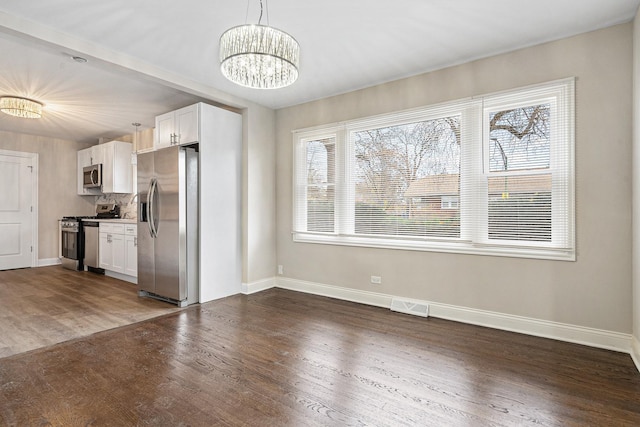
[390,298,429,317]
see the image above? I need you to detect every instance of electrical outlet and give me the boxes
[277,265,284,275]
[370,275,382,284]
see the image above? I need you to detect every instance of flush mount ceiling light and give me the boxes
[219,0,300,89]
[0,96,43,119]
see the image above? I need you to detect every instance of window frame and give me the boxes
[292,79,575,261]
[293,127,341,235]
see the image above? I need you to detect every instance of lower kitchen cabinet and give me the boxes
[124,225,137,276]
[99,222,137,278]
[99,223,125,273]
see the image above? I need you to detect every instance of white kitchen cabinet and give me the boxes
[154,104,199,150]
[77,141,133,195]
[124,224,137,277]
[98,232,111,269]
[77,145,103,195]
[102,141,133,193]
[155,112,174,150]
[197,103,242,303]
[99,223,125,274]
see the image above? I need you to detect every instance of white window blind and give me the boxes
[294,132,338,235]
[350,113,462,239]
[474,81,575,252]
[293,78,575,260]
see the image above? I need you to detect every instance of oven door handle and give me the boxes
[62,230,68,257]
[147,178,158,238]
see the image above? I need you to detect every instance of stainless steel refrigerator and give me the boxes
[137,145,198,307]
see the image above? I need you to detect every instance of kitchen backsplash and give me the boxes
[96,193,138,219]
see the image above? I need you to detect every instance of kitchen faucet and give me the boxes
[121,193,139,219]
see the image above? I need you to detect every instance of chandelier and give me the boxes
[219,0,299,89]
[0,96,43,119]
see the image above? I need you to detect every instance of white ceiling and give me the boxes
[0,0,638,144]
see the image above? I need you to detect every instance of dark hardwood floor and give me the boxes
[1,286,639,426]
[0,266,179,358]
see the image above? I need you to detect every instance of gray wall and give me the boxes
[276,23,633,334]
[243,103,277,284]
[0,131,95,261]
[632,10,640,359]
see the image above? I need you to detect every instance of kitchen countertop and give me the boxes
[92,218,137,224]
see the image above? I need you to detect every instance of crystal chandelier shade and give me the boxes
[219,24,299,89]
[0,96,43,119]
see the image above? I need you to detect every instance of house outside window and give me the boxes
[293,79,575,260]
[441,195,460,210]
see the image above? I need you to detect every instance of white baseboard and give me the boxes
[242,277,276,294]
[632,336,640,373]
[275,277,632,355]
[277,277,391,308]
[428,301,631,354]
[38,258,61,267]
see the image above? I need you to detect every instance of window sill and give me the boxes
[292,232,575,261]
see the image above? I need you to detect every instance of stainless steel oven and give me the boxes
[60,218,83,270]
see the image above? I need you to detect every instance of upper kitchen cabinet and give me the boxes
[102,141,133,193]
[77,144,104,195]
[77,141,133,195]
[154,104,199,150]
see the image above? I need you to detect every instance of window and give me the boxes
[441,196,459,210]
[353,115,461,238]
[293,79,575,260]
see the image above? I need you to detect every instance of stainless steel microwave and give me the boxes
[83,164,102,188]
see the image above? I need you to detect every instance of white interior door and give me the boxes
[0,152,36,270]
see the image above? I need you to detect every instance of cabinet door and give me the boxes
[98,141,133,194]
[124,234,137,276]
[77,149,91,195]
[99,232,112,269]
[90,144,104,166]
[175,104,199,146]
[115,142,133,194]
[101,143,115,193]
[111,233,125,273]
[155,111,174,150]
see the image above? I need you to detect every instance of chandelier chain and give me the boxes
[245,0,268,25]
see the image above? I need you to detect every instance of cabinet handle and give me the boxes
[134,237,137,247]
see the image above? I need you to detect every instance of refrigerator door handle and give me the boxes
[148,178,158,238]
[145,180,152,237]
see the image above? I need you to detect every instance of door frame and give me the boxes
[0,149,38,268]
